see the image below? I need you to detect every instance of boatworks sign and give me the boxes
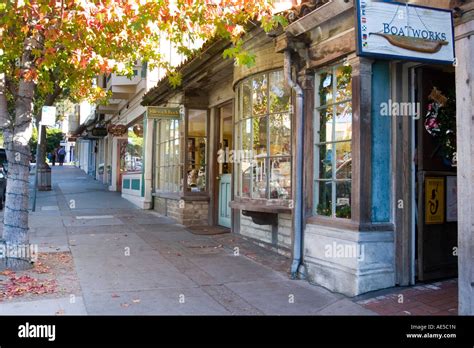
[356,0,455,64]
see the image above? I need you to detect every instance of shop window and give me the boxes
[186,109,208,192]
[122,121,143,173]
[235,70,291,201]
[314,64,352,219]
[156,119,183,192]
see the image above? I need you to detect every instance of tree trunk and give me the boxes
[37,124,47,165]
[1,36,38,248]
[3,80,34,246]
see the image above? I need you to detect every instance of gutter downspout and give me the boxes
[284,50,305,279]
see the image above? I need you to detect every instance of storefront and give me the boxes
[140,0,473,304]
[285,0,458,296]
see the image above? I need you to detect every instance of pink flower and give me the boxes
[425,117,440,134]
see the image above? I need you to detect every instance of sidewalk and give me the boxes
[0,165,374,315]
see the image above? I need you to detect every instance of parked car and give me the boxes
[0,148,7,210]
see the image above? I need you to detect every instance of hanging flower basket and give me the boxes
[424,87,456,166]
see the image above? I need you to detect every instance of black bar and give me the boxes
[0,316,472,346]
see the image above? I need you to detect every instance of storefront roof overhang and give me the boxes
[285,0,351,38]
[141,1,331,107]
[142,39,232,107]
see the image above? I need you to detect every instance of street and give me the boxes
[0,166,373,315]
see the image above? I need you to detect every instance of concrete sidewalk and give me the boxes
[1,165,374,315]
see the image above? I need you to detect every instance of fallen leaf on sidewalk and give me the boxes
[0,270,15,277]
[132,299,141,303]
[120,303,129,308]
[111,293,120,298]
[33,261,51,274]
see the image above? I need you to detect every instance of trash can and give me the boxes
[37,164,51,191]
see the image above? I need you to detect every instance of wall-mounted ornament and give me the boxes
[133,124,144,137]
[108,124,128,136]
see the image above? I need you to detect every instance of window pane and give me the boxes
[159,167,165,190]
[162,120,170,139]
[270,157,291,199]
[335,65,352,103]
[235,70,292,200]
[252,158,267,199]
[242,119,252,151]
[242,80,252,119]
[317,143,333,179]
[252,74,268,116]
[335,103,352,141]
[164,141,170,163]
[177,165,183,192]
[317,105,333,143]
[186,137,206,192]
[187,110,207,192]
[269,113,291,156]
[187,164,206,192]
[335,141,352,180]
[335,181,351,219]
[316,181,332,217]
[241,160,251,197]
[188,109,207,136]
[173,139,180,164]
[124,125,143,172]
[253,116,267,156]
[269,70,290,113]
[318,71,333,106]
[236,86,240,122]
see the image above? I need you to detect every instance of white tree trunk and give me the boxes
[2,81,34,246]
[1,37,37,248]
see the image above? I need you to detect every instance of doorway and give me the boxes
[217,103,233,228]
[413,66,457,282]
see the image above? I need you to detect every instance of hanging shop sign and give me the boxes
[41,106,57,126]
[147,105,184,120]
[425,177,445,225]
[91,127,108,137]
[108,124,128,136]
[356,0,455,64]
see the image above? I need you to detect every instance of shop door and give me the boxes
[218,174,232,228]
[217,104,233,228]
[414,67,457,281]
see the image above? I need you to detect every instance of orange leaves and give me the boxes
[2,0,275,102]
[0,272,57,300]
[22,69,39,82]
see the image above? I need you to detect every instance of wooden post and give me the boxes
[348,55,373,225]
[455,16,474,315]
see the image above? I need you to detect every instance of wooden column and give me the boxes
[348,55,373,225]
[208,107,219,226]
[299,72,314,220]
[455,15,474,315]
